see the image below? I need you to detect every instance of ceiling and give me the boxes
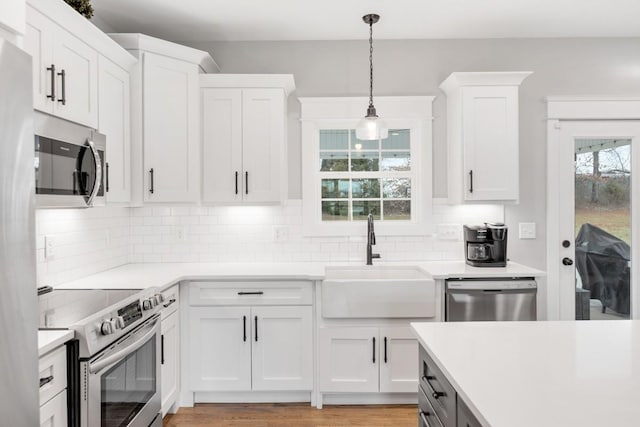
[91,0,640,42]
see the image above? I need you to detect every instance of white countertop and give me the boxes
[411,321,640,427]
[38,330,74,357]
[54,261,544,290]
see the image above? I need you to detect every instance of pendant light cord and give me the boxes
[368,20,374,108]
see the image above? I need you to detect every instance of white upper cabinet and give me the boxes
[0,0,25,38]
[25,5,98,128]
[98,56,131,203]
[110,33,219,205]
[440,72,532,204]
[201,75,295,204]
[142,52,199,203]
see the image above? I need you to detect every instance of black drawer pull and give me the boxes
[235,171,239,194]
[245,171,249,195]
[149,168,154,194]
[46,64,56,101]
[254,315,258,342]
[243,315,247,342]
[469,169,474,193]
[163,298,176,308]
[161,334,165,365]
[238,291,264,296]
[57,69,66,105]
[432,390,445,399]
[372,337,376,364]
[419,411,431,426]
[422,375,446,400]
[39,376,54,388]
[383,337,388,363]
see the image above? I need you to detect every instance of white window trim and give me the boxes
[300,96,435,237]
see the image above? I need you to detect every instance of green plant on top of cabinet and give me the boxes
[25,4,98,128]
[200,75,295,204]
[440,71,532,204]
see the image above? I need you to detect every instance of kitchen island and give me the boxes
[411,321,640,427]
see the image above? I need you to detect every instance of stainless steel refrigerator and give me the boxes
[0,38,39,426]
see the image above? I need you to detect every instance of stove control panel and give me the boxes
[117,300,143,327]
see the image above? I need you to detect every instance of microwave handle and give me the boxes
[85,139,102,206]
[89,317,159,375]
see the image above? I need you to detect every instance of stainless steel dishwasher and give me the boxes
[445,278,537,321]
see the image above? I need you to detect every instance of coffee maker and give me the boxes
[463,223,508,267]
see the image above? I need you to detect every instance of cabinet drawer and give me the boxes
[39,346,67,406]
[419,386,444,427]
[189,281,312,306]
[161,284,180,318]
[40,389,67,427]
[457,396,482,427]
[419,346,456,427]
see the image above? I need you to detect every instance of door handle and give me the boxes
[243,315,247,342]
[161,334,165,365]
[149,168,154,194]
[237,291,264,296]
[46,64,56,101]
[469,170,474,193]
[562,257,574,266]
[57,69,66,105]
[235,171,238,195]
[39,375,54,388]
[85,139,102,206]
[105,162,110,193]
[372,337,376,364]
[383,337,387,363]
[245,171,248,195]
[254,315,258,342]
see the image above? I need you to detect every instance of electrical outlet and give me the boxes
[272,225,289,242]
[437,224,461,241]
[519,222,536,239]
[105,229,111,248]
[175,226,186,242]
[44,235,55,259]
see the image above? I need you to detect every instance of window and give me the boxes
[300,97,434,236]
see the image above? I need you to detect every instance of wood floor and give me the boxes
[163,403,418,427]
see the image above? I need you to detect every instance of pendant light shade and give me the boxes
[356,13,387,141]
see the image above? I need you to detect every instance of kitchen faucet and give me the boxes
[366,213,381,265]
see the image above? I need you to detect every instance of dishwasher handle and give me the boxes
[446,280,537,291]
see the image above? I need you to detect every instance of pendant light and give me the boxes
[356,13,388,141]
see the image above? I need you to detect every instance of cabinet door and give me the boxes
[457,397,482,427]
[241,89,284,203]
[201,88,243,203]
[143,52,199,203]
[98,56,131,203]
[379,327,419,393]
[251,306,313,391]
[52,27,99,128]
[188,306,251,391]
[24,6,54,113]
[319,327,379,393]
[39,390,67,427]
[161,310,179,415]
[462,86,519,201]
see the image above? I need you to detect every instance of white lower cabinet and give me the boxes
[39,346,68,427]
[189,305,313,392]
[161,310,179,414]
[319,326,418,394]
[39,390,67,427]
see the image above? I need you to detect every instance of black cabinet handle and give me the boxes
[422,375,445,400]
[243,316,247,342]
[105,162,110,193]
[383,337,387,363]
[149,168,154,194]
[237,291,264,296]
[39,376,54,388]
[245,171,248,195]
[57,69,66,105]
[162,298,176,308]
[372,337,376,364]
[161,334,165,365]
[469,170,474,193]
[419,411,431,426]
[46,64,56,101]
[432,390,445,399]
[254,316,258,342]
[235,171,238,195]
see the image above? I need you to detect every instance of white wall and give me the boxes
[36,207,130,285]
[184,38,640,270]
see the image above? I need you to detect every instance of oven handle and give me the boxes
[85,139,102,206]
[89,317,159,374]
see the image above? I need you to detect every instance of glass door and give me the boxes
[574,138,631,319]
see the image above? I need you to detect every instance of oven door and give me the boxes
[84,315,161,427]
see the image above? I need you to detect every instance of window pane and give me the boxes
[381,151,411,171]
[353,201,380,220]
[322,201,349,221]
[383,200,411,220]
[352,179,380,198]
[350,130,379,150]
[351,151,379,172]
[320,151,348,172]
[321,179,349,198]
[383,178,411,198]
[320,130,349,150]
[383,129,410,150]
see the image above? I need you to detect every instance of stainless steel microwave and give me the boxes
[34,113,105,208]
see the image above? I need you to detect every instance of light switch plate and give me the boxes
[45,235,55,259]
[519,222,536,239]
[437,224,461,241]
[272,225,289,242]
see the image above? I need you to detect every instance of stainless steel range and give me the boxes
[39,288,166,427]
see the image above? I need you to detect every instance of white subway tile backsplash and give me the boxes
[35,200,503,285]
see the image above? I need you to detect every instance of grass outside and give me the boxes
[575,207,631,244]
